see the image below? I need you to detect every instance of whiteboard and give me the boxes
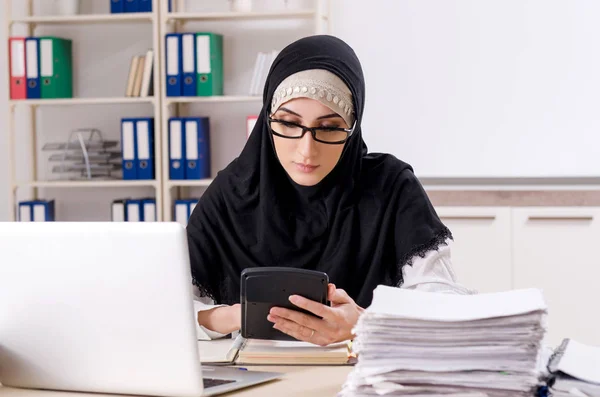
[330,0,600,178]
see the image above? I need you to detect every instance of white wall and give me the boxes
[330,0,600,178]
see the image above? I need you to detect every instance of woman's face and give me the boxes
[270,98,348,186]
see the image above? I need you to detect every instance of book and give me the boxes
[547,338,600,396]
[201,335,352,365]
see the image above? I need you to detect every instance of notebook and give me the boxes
[200,335,353,365]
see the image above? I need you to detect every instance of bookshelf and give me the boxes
[5,0,163,221]
[159,0,331,221]
[5,0,330,222]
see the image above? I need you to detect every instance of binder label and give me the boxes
[40,39,53,77]
[182,34,195,73]
[122,121,135,161]
[26,40,38,78]
[170,120,183,159]
[196,35,211,74]
[137,121,150,160]
[11,40,25,77]
[167,35,179,76]
[185,120,199,160]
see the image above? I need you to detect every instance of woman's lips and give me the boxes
[294,162,319,173]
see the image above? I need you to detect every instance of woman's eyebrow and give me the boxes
[316,113,342,120]
[276,107,302,118]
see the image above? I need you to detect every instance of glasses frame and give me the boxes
[267,117,356,145]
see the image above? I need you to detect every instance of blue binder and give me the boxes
[31,200,55,221]
[142,198,156,222]
[121,118,138,180]
[25,38,40,99]
[169,118,186,180]
[185,117,211,180]
[187,199,199,218]
[125,199,143,221]
[174,199,198,225]
[165,33,182,97]
[111,199,128,221]
[168,0,172,12]
[138,0,152,12]
[181,33,197,96]
[110,0,124,13]
[135,118,155,180]
[124,0,138,12]
[18,201,32,222]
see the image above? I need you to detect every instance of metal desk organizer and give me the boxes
[42,128,122,180]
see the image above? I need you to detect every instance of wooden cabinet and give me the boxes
[512,207,600,347]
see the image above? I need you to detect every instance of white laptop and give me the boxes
[0,222,281,397]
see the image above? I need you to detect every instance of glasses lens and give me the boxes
[314,129,348,143]
[271,121,303,137]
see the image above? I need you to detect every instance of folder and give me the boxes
[181,33,197,96]
[18,201,32,222]
[135,118,155,180]
[25,37,41,99]
[124,0,138,12]
[185,117,210,179]
[165,33,182,97]
[121,118,137,180]
[174,200,189,226]
[247,115,258,138]
[169,118,186,180]
[111,199,127,221]
[138,0,152,12]
[126,199,142,222]
[196,33,223,96]
[188,199,198,217]
[39,36,73,99]
[110,0,124,13]
[142,198,157,222]
[32,200,55,222]
[9,37,27,100]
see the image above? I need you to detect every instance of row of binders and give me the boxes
[169,117,210,180]
[165,32,223,97]
[121,118,155,180]
[111,198,156,222]
[8,36,72,100]
[18,200,55,222]
[174,199,199,226]
[110,0,152,13]
[125,49,154,97]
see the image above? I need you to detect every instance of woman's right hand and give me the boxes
[197,303,241,335]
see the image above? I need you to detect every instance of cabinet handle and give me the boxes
[440,216,497,221]
[527,216,594,221]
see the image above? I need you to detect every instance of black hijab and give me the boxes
[186,35,451,308]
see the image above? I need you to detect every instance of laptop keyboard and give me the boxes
[203,377,236,389]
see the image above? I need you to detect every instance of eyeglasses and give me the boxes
[267,117,355,145]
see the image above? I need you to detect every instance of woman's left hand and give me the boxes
[267,283,364,346]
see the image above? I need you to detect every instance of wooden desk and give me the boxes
[0,341,352,397]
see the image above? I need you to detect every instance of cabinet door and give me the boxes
[512,207,600,347]
[436,207,512,293]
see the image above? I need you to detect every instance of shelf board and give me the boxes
[166,10,316,22]
[16,180,158,189]
[168,179,214,187]
[10,13,154,25]
[9,97,155,107]
[166,96,261,105]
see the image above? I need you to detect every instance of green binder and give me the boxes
[195,32,223,96]
[39,36,73,99]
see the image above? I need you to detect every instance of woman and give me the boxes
[187,35,470,346]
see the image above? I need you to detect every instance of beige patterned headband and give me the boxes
[270,69,355,127]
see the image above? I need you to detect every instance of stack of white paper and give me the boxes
[339,286,548,397]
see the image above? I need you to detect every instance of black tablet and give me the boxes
[240,267,329,340]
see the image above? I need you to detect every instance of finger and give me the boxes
[330,288,353,304]
[268,306,324,332]
[328,284,336,300]
[289,295,335,320]
[271,316,330,346]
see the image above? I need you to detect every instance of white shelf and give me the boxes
[167,179,214,187]
[165,96,261,105]
[9,97,156,107]
[165,10,316,22]
[10,13,154,25]
[16,180,159,189]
